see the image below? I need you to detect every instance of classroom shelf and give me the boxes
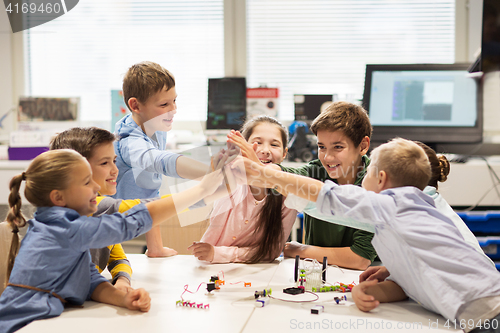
[457,211,500,234]
[476,236,500,260]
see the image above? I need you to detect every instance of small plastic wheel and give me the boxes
[300,149,314,162]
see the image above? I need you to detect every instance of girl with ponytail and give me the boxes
[417,142,493,265]
[4,173,27,293]
[0,149,225,332]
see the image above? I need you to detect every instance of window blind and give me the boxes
[25,0,224,123]
[247,0,456,120]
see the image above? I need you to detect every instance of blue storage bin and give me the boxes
[476,236,500,260]
[457,211,500,234]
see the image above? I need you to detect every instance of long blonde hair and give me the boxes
[5,149,85,283]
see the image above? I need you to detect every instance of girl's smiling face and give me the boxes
[248,123,287,165]
[58,159,101,216]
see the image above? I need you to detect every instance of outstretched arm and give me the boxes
[176,155,210,180]
[146,155,227,227]
[284,242,371,270]
[176,145,241,181]
[240,158,324,201]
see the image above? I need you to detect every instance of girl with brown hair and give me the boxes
[189,116,297,263]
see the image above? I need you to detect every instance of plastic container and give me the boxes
[8,147,49,160]
[476,236,500,260]
[456,211,500,234]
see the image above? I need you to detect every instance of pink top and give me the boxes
[201,185,298,263]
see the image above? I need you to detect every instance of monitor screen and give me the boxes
[207,77,247,130]
[294,94,334,121]
[482,0,500,73]
[363,64,482,146]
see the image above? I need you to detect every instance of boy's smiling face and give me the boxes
[131,86,177,134]
[316,129,369,184]
[87,142,118,196]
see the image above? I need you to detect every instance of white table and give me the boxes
[18,255,460,333]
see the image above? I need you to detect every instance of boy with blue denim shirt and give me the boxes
[114,61,208,257]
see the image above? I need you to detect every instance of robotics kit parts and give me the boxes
[283,287,305,295]
[176,300,210,309]
[255,297,270,308]
[206,282,216,293]
[210,275,225,290]
[311,305,324,314]
[334,295,347,304]
[311,283,354,293]
[254,288,272,299]
[179,272,252,309]
[294,256,329,291]
[208,274,250,292]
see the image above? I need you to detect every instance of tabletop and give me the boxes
[18,254,461,333]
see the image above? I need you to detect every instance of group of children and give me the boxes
[0,61,499,333]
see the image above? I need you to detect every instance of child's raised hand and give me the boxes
[188,242,214,262]
[359,266,390,283]
[352,280,380,312]
[225,141,242,165]
[211,149,229,171]
[225,155,276,189]
[227,130,260,164]
[237,156,278,188]
[124,288,151,312]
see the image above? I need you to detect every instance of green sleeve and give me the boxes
[350,229,378,262]
[279,164,312,177]
[279,160,329,181]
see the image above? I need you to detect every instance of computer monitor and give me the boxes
[206,77,247,130]
[482,0,500,73]
[294,94,334,121]
[362,63,482,150]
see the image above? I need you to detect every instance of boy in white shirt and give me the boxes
[240,138,500,333]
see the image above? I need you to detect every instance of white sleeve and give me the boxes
[284,193,312,212]
[285,192,376,233]
[316,181,391,227]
